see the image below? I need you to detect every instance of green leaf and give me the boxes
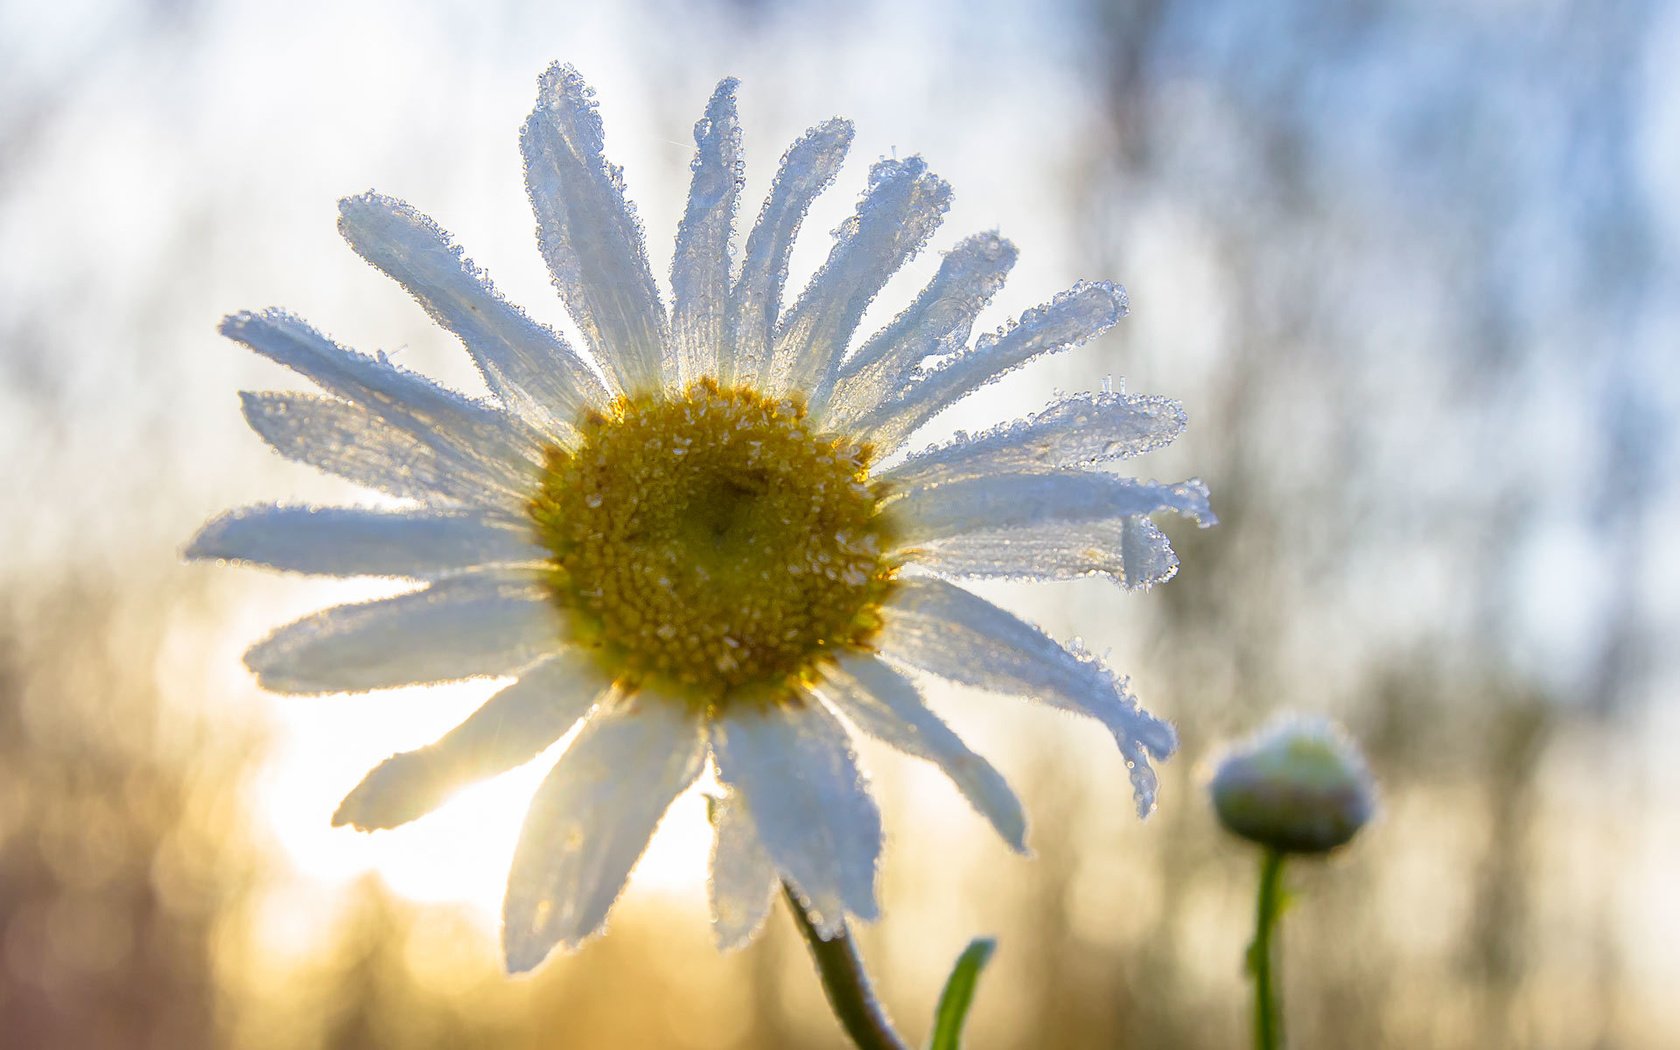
[927,937,997,1050]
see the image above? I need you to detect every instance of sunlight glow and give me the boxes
[252,675,714,927]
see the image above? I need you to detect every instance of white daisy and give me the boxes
[189,65,1213,973]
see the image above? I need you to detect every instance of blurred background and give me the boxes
[3,0,1678,1046]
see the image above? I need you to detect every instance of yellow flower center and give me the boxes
[529,379,898,703]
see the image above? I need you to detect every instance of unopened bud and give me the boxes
[1209,716,1376,854]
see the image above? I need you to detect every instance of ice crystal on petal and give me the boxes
[859,281,1130,452]
[884,390,1189,490]
[669,79,743,389]
[726,119,854,387]
[826,232,1018,426]
[523,64,667,395]
[239,391,488,504]
[911,515,1181,591]
[338,191,610,437]
[892,473,1214,546]
[187,505,540,579]
[879,577,1176,815]
[774,156,952,404]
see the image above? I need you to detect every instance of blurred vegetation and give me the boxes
[2,0,1674,1047]
[0,582,1646,1048]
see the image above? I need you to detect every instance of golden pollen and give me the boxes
[529,379,897,702]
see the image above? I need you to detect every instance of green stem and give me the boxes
[1250,849,1287,1050]
[781,883,911,1050]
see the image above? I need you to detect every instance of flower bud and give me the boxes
[1208,716,1376,854]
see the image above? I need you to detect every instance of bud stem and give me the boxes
[782,883,911,1050]
[1250,848,1287,1050]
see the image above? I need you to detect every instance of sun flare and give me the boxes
[254,678,713,921]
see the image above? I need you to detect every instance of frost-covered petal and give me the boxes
[856,281,1129,454]
[815,654,1026,851]
[668,79,742,389]
[879,576,1175,815]
[338,192,611,435]
[503,696,706,970]
[221,310,543,499]
[334,651,611,830]
[707,790,778,951]
[773,156,951,407]
[243,569,562,695]
[711,698,881,938]
[825,232,1017,427]
[724,118,853,387]
[915,516,1181,591]
[522,63,667,395]
[186,504,540,579]
[239,392,491,505]
[892,472,1213,547]
[882,391,1187,490]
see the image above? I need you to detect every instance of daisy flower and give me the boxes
[190,65,1213,973]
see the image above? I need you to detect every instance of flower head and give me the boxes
[189,65,1213,972]
[1208,716,1377,854]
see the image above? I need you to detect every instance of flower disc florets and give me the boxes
[530,379,898,701]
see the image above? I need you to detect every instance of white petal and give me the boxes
[913,516,1182,591]
[502,695,706,970]
[723,118,853,388]
[773,157,951,407]
[815,654,1026,852]
[879,577,1176,815]
[240,392,490,504]
[892,472,1214,547]
[334,650,611,830]
[186,504,540,579]
[221,310,543,499]
[882,391,1187,490]
[711,698,881,938]
[856,281,1129,454]
[668,79,742,389]
[338,192,612,434]
[1115,517,1182,590]
[243,569,563,695]
[825,232,1017,428]
[707,790,778,951]
[522,64,666,395]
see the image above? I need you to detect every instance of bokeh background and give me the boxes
[4,0,1678,1047]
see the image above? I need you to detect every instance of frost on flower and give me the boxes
[187,64,1215,973]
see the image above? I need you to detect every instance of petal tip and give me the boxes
[501,936,552,976]
[180,524,219,563]
[332,780,384,831]
[1004,821,1030,855]
[241,639,319,696]
[217,311,255,339]
[534,61,592,109]
[709,76,741,102]
[710,916,766,954]
[336,189,384,217]
[807,116,856,151]
[1100,280,1131,321]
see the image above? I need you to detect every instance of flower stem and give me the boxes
[781,883,911,1050]
[1250,848,1287,1050]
